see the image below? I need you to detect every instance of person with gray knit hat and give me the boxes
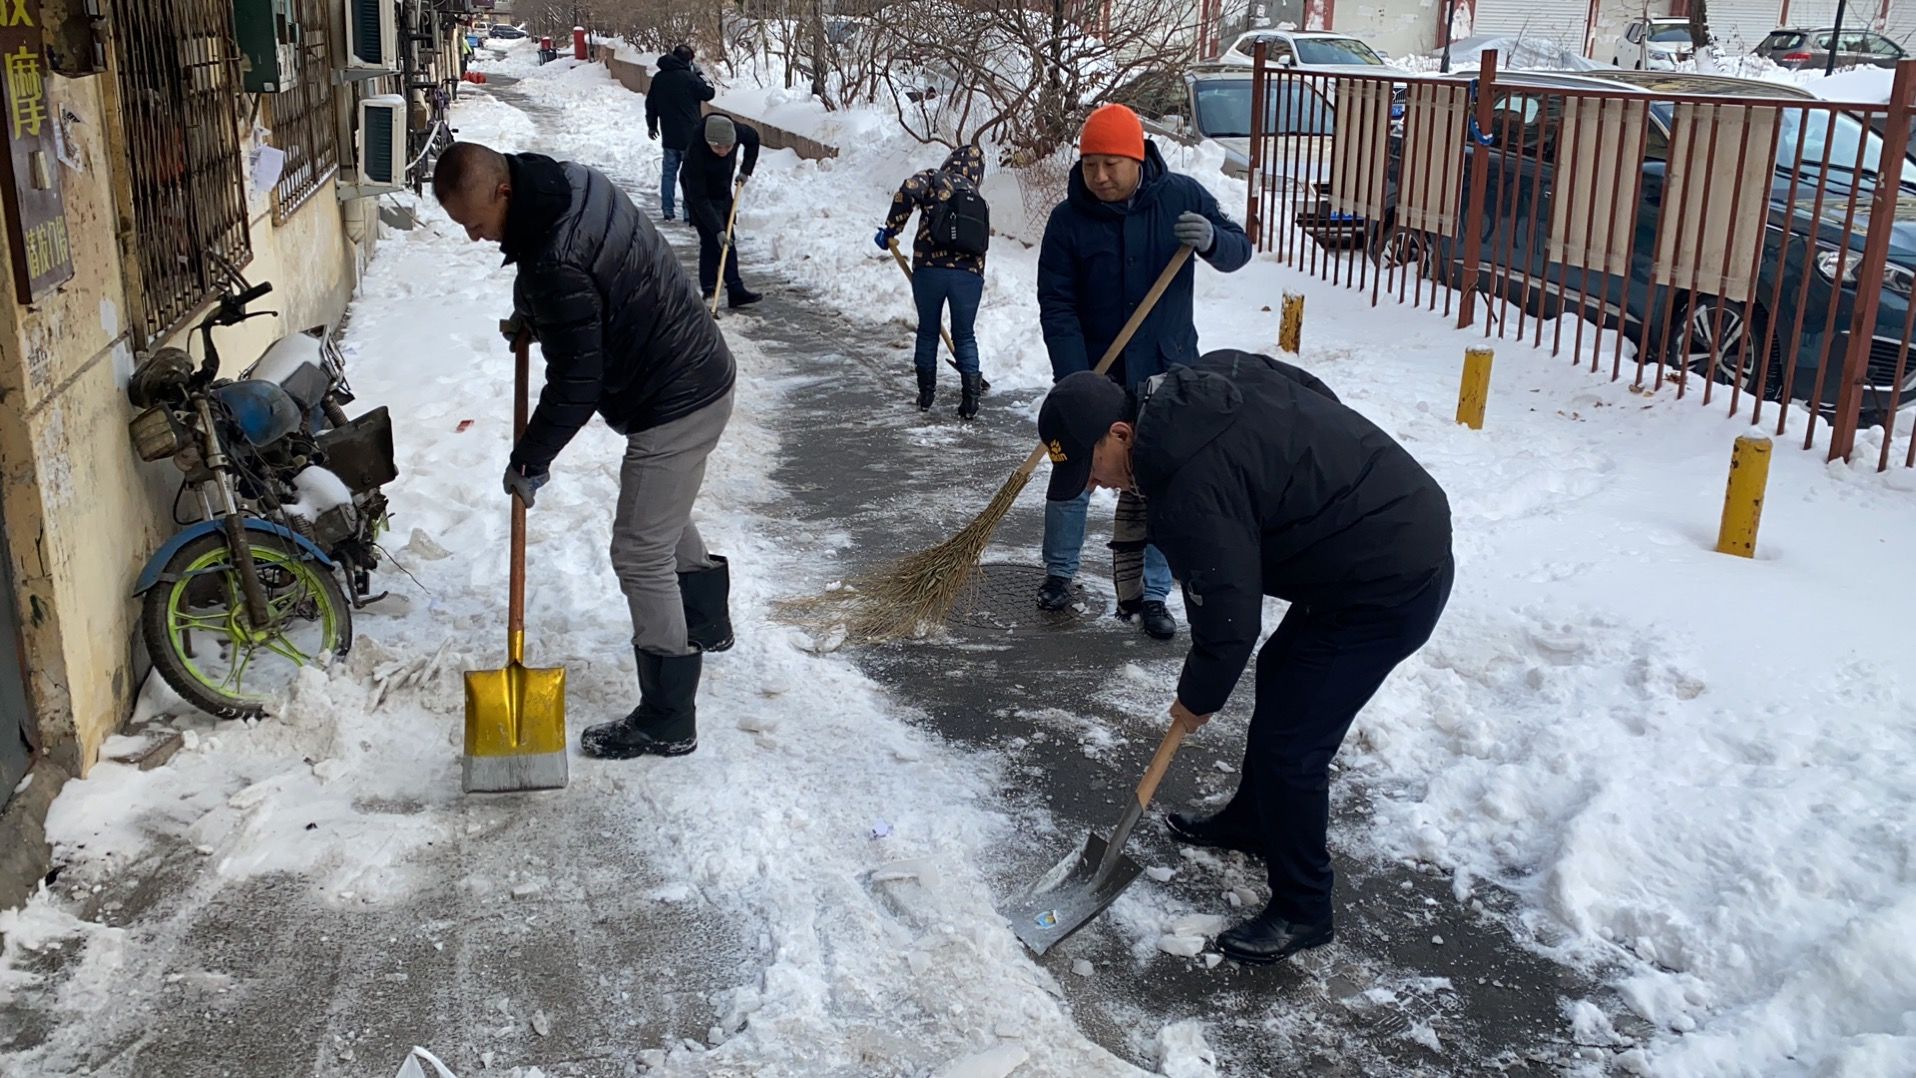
[681,113,763,307]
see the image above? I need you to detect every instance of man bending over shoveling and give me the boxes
[435,141,736,759]
[1036,350,1454,963]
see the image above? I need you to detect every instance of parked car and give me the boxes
[1219,29,1409,76]
[1755,27,1907,69]
[1609,17,1702,70]
[488,23,528,40]
[1365,69,1916,419]
[1180,63,1337,179]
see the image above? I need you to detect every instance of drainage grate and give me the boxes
[946,564,1095,633]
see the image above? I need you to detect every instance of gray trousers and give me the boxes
[611,386,734,656]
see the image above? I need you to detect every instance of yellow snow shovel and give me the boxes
[710,177,745,318]
[463,332,569,793]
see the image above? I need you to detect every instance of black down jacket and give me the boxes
[644,51,716,150]
[680,120,761,235]
[502,152,735,473]
[882,144,988,274]
[1131,349,1453,716]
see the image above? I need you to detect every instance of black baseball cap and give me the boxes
[1036,371,1131,501]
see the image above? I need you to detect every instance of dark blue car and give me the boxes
[1368,69,1916,420]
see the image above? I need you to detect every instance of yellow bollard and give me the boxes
[1455,347,1493,430]
[1277,293,1304,354]
[1715,434,1772,559]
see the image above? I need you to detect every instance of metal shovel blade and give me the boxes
[462,659,569,793]
[1003,831,1143,955]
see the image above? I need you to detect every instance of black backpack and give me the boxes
[929,175,990,256]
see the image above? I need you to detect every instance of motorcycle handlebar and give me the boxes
[236,281,273,305]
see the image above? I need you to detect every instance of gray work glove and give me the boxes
[503,462,549,508]
[499,312,528,343]
[1173,211,1215,254]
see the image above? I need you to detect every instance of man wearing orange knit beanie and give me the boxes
[1034,102,1251,640]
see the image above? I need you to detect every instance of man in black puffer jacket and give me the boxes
[644,43,715,222]
[1036,349,1454,966]
[680,114,763,308]
[435,141,736,761]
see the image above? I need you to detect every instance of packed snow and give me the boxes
[4,33,1916,1078]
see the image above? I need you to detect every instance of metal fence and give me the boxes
[1243,47,1916,471]
[270,0,341,223]
[113,0,253,345]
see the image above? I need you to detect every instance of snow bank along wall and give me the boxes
[0,58,380,911]
[597,45,842,163]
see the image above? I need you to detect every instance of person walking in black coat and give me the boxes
[681,114,763,308]
[1036,349,1455,964]
[875,144,989,418]
[434,141,738,760]
[644,43,715,222]
[1035,103,1251,642]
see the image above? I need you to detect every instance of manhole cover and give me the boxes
[946,564,1094,633]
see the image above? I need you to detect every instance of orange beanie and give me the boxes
[1080,104,1145,161]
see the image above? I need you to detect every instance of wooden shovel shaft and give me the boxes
[509,335,530,663]
[1011,244,1198,487]
[710,179,745,316]
[1134,713,1193,810]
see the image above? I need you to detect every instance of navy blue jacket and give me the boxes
[1037,141,1252,388]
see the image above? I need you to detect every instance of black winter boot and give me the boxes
[580,650,702,759]
[915,368,937,411]
[1166,809,1265,857]
[679,555,733,653]
[1216,902,1334,965]
[1139,600,1177,640]
[1036,574,1073,611]
[728,286,763,309]
[958,372,982,420]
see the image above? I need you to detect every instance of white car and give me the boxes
[1609,17,1702,70]
[1218,29,1409,76]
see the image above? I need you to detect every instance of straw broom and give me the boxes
[784,245,1195,642]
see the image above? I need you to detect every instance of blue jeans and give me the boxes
[1042,491,1172,602]
[660,146,684,218]
[911,267,981,376]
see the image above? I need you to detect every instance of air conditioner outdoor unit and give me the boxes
[345,0,398,73]
[356,94,407,190]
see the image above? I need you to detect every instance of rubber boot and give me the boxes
[958,372,982,421]
[916,368,937,411]
[679,555,733,653]
[579,650,702,759]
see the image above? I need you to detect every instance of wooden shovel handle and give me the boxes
[508,333,530,660]
[1133,712,1194,811]
[1012,245,1199,487]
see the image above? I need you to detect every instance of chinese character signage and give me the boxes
[0,2,73,302]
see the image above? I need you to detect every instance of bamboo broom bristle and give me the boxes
[778,466,1034,643]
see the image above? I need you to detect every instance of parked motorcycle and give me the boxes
[126,273,397,719]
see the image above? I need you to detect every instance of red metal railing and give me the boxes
[1243,45,1916,470]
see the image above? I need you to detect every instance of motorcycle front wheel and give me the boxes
[140,532,353,719]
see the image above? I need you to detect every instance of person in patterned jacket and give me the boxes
[874,145,988,419]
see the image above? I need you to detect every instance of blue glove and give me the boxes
[503,462,549,508]
[1173,212,1215,253]
[874,228,894,251]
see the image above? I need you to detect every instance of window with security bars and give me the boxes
[269,0,340,222]
[113,0,252,345]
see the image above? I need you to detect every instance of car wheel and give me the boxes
[1686,296,1783,400]
[1371,225,1435,281]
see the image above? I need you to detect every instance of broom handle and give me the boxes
[508,333,530,664]
[710,178,745,317]
[1011,244,1198,484]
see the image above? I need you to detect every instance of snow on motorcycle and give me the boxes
[125,272,397,719]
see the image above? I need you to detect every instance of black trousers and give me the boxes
[1212,556,1455,924]
[689,197,745,296]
